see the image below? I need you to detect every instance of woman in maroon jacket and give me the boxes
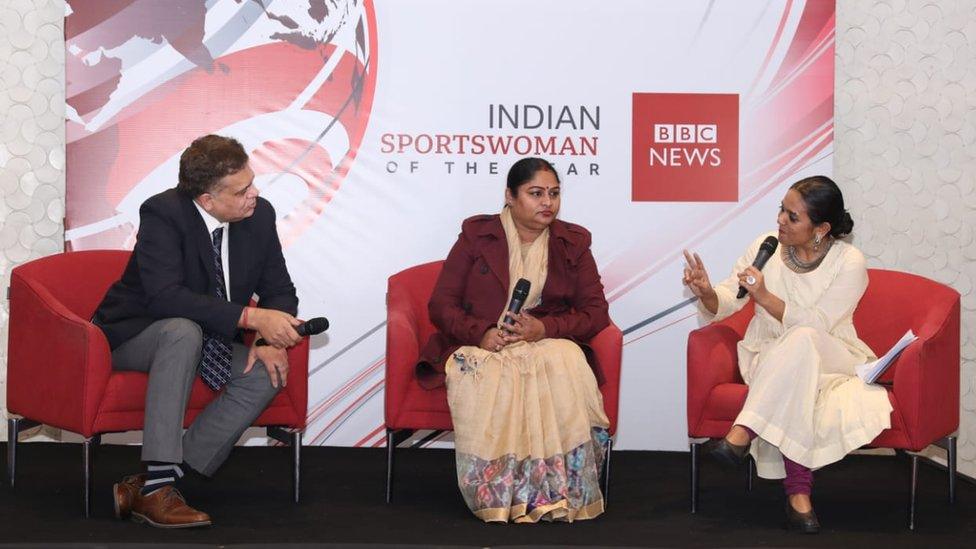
[417,157,612,523]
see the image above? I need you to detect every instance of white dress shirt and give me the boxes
[193,201,231,299]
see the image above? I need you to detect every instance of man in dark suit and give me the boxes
[93,135,303,528]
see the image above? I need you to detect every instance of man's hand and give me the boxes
[245,345,290,388]
[247,308,302,348]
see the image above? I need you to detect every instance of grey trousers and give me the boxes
[112,318,280,476]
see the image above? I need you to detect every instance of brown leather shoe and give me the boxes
[130,485,212,528]
[113,474,146,519]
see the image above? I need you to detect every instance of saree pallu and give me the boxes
[446,338,610,523]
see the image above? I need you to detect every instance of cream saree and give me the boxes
[445,207,611,523]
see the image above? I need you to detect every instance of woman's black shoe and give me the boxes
[785,502,821,534]
[703,437,750,468]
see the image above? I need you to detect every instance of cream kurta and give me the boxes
[700,232,893,479]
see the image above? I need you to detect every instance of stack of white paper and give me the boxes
[856,330,918,384]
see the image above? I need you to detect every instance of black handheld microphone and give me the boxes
[254,316,329,346]
[502,278,531,326]
[737,236,779,299]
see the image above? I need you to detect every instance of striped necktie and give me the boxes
[199,226,233,390]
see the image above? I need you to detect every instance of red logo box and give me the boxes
[632,93,738,202]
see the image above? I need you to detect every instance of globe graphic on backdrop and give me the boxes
[64,0,377,251]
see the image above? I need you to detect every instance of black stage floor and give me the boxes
[1,442,973,547]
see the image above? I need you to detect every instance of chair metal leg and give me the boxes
[746,456,754,492]
[690,442,700,513]
[266,426,302,502]
[7,418,17,489]
[82,435,100,518]
[601,436,613,506]
[947,435,957,504]
[908,454,919,531]
[385,428,396,504]
[292,430,302,503]
[7,417,40,489]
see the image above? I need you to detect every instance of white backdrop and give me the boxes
[62,0,836,451]
[300,0,835,450]
[10,0,973,478]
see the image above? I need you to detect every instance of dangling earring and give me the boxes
[813,233,822,251]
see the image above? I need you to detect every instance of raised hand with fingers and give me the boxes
[682,249,719,314]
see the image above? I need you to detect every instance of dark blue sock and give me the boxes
[141,462,184,496]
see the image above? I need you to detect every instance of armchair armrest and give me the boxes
[589,323,622,434]
[890,298,961,450]
[7,272,113,437]
[384,288,422,426]
[283,337,310,429]
[686,322,742,435]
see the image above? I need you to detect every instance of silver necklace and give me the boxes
[782,239,833,273]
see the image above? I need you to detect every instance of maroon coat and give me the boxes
[416,214,611,389]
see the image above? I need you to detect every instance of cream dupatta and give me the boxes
[445,207,610,523]
[496,205,548,324]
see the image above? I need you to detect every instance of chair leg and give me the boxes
[7,418,17,489]
[947,435,957,504]
[82,435,100,518]
[746,456,754,492]
[292,430,302,503]
[601,436,613,506]
[690,442,700,513]
[7,417,40,489]
[908,453,919,531]
[386,428,396,504]
[266,426,302,502]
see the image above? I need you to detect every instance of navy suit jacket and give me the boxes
[94,188,298,350]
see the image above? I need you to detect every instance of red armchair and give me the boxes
[6,250,310,516]
[385,260,623,502]
[687,268,960,529]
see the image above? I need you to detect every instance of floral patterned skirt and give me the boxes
[446,338,611,523]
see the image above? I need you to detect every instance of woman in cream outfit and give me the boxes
[683,176,892,533]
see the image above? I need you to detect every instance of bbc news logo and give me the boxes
[654,124,718,143]
[653,124,716,144]
[651,124,720,167]
[632,93,738,201]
